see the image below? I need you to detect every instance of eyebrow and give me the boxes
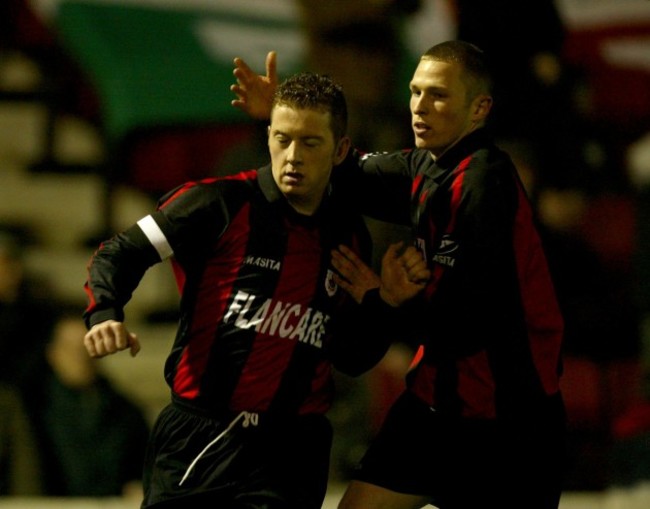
[410,82,447,94]
[272,129,325,142]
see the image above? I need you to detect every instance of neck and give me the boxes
[431,124,481,161]
[288,199,318,216]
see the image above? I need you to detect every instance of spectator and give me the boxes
[0,229,54,390]
[0,383,43,495]
[21,303,150,498]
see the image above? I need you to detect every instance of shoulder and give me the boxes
[355,148,433,177]
[357,147,425,164]
[461,144,517,184]
[158,169,260,211]
[443,145,522,215]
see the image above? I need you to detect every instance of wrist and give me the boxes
[379,285,401,308]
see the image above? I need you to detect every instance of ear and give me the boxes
[472,95,493,122]
[333,136,351,165]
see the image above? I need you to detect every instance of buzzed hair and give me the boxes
[422,40,493,100]
[272,72,348,141]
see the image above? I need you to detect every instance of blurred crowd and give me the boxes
[1,0,649,498]
[0,230,150,498]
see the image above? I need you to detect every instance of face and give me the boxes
[268,105,349,215]
[410,58,490,159]
[47,317,97,387]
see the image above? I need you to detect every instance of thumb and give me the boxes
[266,51,278,83]
[384,241,404,261]
[128,333,141,358]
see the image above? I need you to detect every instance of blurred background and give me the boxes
[1,0,649,507]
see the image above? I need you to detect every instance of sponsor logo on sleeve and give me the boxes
[431,234,458,267]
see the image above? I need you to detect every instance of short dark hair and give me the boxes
[272,72,348,141]
[422,40,493,99]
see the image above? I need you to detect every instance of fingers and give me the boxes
[331,245,380,304]
[84,329,99,357]
[383,243,429,278]
[83,320,138,359]
[129,333,141,358]
[400,246,431,284]
[231,57,256,107]
[383,241,404,260]
[381,242,406,275]
[230,53,276,119]
[331,244,359,275]
[332,271,352,294]
[232,56,254,81]
[332,245,375,279]
[233,51,276,85]
[230,86,247,111]
[378,243,431,307]
[265,50,278,84]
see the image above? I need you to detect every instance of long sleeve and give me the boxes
[329,288,422,376]
[83,222,162,328]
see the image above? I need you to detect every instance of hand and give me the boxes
[83,319,141,358]
[379,242,431,307]
[230,50,278,120]
[331,244,380,304]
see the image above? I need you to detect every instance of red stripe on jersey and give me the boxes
[448,156,471,231]
[512,181,564,395]
[172,203,252,399]
[300,360,334,414]
[409,344,425,370]
[230,220,323,411]
[170,259,186,294]
[412,173,424,201]
[159,171,256,210]
[456,350,497,418]
[83,284,96,315]
[425,156,469,300]
[410,361,437,407]
[83,240,110,316]
[159,180,203,210]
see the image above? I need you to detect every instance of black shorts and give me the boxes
[142,403,333,509]
[352,390,566,509]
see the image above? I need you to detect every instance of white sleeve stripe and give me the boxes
[137,215,174,260]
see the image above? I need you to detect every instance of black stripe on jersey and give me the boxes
[266,216,330,415]
[198,190,289,414]
[268,196,372,415]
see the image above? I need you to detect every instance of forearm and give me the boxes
[330,288,417,376]
[83,227,160,328]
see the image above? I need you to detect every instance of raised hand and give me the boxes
[84,319,141,358]
[378,242,431,308]
[331,244,381,304]
[230,50,278,120]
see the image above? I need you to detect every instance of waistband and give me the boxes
[170,395,327,426]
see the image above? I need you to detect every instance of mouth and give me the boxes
[282,171,303,185]
[413,121,430,137]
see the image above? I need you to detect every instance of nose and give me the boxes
[412,95,427,115]
[287,141,302,165]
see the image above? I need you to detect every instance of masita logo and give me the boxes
[223,290,330,348]
[243,255,281,271]
[360,150,389,162]
[325,269,337,297]
[432,234,458,267]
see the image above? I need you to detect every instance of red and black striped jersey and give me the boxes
[84,165,393,417]
[348,129,565,419]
